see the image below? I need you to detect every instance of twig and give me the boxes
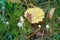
[27,28,41,40]
[41,30,44,40]
[24,0,35,8]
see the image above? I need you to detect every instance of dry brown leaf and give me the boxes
[6,0,21,3]
[49,8,56,19]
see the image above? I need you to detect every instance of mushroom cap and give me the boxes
[46,25,50,29]
[17,22,23,28]
[24,7,45,24]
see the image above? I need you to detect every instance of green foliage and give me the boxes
[0,0,60,40]
[5,2,15,13]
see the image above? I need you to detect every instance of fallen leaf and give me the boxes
[49,8,55,19]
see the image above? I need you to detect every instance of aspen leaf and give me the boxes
[24,7,45,24]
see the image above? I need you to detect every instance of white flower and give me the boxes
[46,25,49,29]
[38,25,41,28]
[20,16,24,24]
[17,22,23,28]
[6,21,9,25]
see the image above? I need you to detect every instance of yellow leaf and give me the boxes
[24,7,45,24]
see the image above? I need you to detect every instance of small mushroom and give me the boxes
[46,25,50,30]
[20,16,24,24]
[38,25,41,28]
[2,6,5,10]
[17,16,24,29]
[17,22,23,28]
[6,21,9,25]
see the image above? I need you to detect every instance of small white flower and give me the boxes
[6,21,9,25]
[17,22,23,28]
[38,25,41,28]
[46,25,49,29]
[20,16,24,24]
